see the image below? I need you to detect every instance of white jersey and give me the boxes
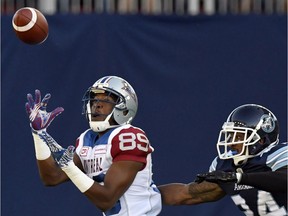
[75,124,162,216]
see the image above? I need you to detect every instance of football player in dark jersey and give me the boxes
[159,104,287,215]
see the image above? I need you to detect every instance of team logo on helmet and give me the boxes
[260,114,275,133]
[121,81,137,102]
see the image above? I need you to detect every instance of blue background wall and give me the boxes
[2,14,287,216]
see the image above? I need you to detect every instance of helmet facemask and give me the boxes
[83,88,123,132]
[217,122,261,165]
[217,104,280,166]
[82,76,138,133]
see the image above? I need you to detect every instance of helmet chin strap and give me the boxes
[86,102,118,132]
[89,111,118,132]
[88,105,118,132]
[233,156,248,166]
[233,147,252,166]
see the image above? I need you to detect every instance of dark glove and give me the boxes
[195,171,238,183]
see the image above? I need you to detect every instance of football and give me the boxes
[12,7,49,45]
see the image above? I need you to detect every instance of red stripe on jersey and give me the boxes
[75,138,80,149]
[111,126,153,169]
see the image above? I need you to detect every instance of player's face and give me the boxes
[90,93,116,122]
[229,132,245,153]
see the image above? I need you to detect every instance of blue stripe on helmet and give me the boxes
[100,76,110,83]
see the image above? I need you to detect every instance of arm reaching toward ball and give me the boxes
[158,181,225,205]
[25,89,73,185]
[25,89,64,133]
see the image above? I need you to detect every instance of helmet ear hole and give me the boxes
[116,101,126,110]
[109,116,118,125]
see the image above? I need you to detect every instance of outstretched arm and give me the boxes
[158,181,225,205]
[240,167,287,192]
[31,130,68,185]
[196,166,288,192]
[36,154,68,185]
[25,89,75,185]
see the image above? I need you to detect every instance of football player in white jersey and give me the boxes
[159,104,287,216]
[25,76,162,216]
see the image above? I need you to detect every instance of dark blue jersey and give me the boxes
[209,142,288,216]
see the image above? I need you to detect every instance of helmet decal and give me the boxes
[260,114,275,133]
[98,76,112,84]
[121,80,137,102]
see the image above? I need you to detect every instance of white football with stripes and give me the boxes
[12,7,49,45]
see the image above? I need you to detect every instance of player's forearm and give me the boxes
[158,183,195,205]
[37,157,68,186]
[240,167,287,192]
[187,181,225,203]
[84,185,119,212]
[158,182,224,205]
[32,132,68,185]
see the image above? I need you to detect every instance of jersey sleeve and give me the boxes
[110,126,153,168]
[266,142,288,171]
[240,167,287,192]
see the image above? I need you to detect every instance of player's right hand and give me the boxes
[25,89,64,132]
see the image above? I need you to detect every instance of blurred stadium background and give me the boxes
[2,0,287,15]
[1,0,287,216]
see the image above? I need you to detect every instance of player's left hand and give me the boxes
[25,89,64,132]
[195,171,238,183]
[58,146,75,168]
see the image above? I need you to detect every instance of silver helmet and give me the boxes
[82,76,138,132]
